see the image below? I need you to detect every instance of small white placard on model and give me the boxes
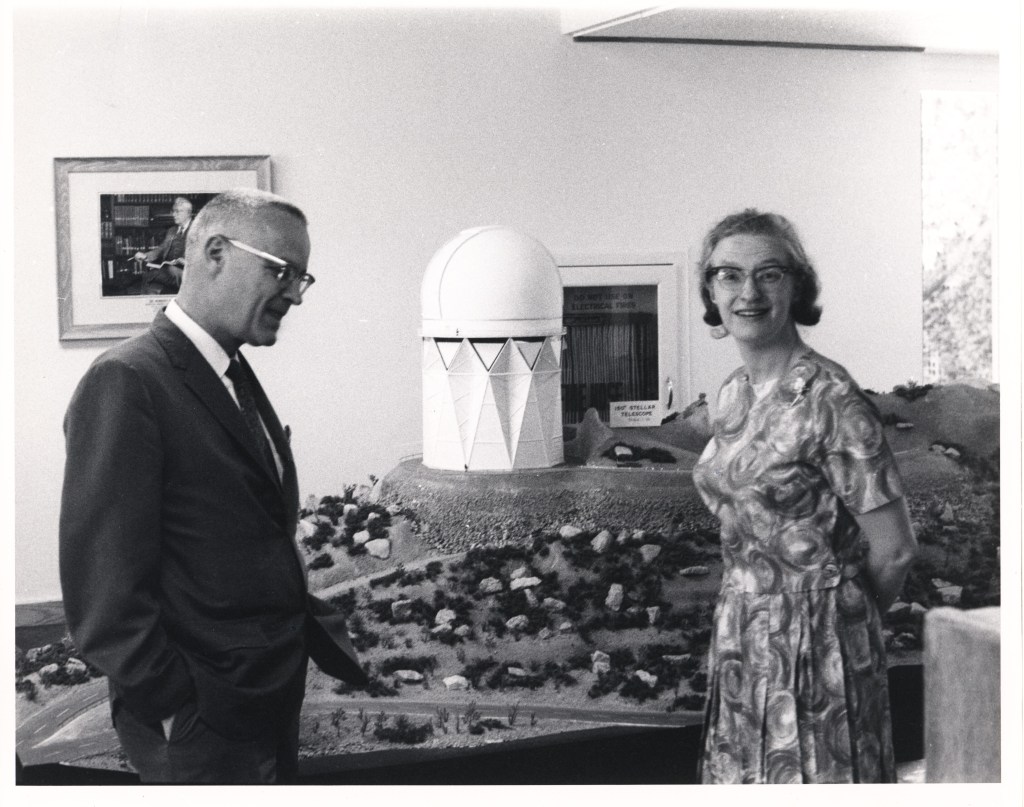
[609,400,662,428]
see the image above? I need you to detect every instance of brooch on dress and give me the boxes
[780,364,815,407]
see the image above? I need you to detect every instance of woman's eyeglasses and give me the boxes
[709,265,789,292]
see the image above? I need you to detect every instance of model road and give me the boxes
[17,679,700,767]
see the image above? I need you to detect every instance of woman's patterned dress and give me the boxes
[692,349,903,783]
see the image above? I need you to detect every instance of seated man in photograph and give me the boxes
[134,196,193,294]
[60,188,366,784]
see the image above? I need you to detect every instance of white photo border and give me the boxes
[54,156,271,341]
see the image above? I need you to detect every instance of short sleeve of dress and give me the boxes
[819,378,904,514]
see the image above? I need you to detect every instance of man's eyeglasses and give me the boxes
[708,265,789,292]
[224,237,316,295]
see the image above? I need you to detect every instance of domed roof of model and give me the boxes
[421,226,563,338]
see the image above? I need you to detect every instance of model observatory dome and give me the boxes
[421,226,563,338]
[421,226,564,471]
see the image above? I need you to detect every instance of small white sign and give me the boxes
[609,400,662,428]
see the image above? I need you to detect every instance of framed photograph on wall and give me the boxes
[54,155,271,341]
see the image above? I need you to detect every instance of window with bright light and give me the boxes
[921,89,998,383]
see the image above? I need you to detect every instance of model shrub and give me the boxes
[308,552,334,570]
[560,543,599,571]
[374,714,434,745]
[542,661,578,688]
[326,589,357,616]
[504,671,544,690]
[459,657,499,688]
[300,524,331,552]
[565,650,593,671]
[365,598,396,623]
[892,380,933,402]
[478,717,506,731]
[16,678,37,701]
[377,654,439,676]
[425,561,444,579]
[608,647,637,669]
[17,637,101,681]
[315,491,354,522]
[346,613,381,652]
[370,566,405,588]
[658,538,711,573]
[619,675,660,703]
[669,693,706,711]
[432,589,474,621]
[587,669,625,698]
[398,567,427,587]
[334,674,398,698]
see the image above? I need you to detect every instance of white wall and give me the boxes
[14,8,923,602]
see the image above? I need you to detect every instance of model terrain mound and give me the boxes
[16,382,999,769]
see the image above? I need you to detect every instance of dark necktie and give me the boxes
[226,358,278,476]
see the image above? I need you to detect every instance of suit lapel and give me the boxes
[151,312,282,489]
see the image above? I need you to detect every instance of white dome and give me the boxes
[421,226,563,338]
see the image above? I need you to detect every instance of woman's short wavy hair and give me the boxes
[697,209,822,327]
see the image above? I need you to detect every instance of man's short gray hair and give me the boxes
[193,188,306,230]
[185,188,307,262]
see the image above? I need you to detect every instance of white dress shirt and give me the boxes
[165,301,282,477]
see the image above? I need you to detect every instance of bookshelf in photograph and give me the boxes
[99,193,216,297]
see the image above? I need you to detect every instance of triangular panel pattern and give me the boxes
[474,379,512,456]
[470,339,506,371]
[421,359,447,446]
[491,371,532,454]
[469,442,513,470]
[447,339,482,375]
[533,370,563,447]
[423,333,566,470]
[549,336,562,358]
[425,362,466,469]
[534,338,561,373]
[517,400,545,445]
[436,339,463,370]
[423,339,444,374]
[469,381,512,469]
[448,366,488,460]
[508,374,540,466]
[513,406,547,468]
[490,339,529,376]
[421,362,444,443]
[514,339,544,369]
[513,439,549,470]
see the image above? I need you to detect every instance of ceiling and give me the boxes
[561,5,1003,54]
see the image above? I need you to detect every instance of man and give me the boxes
[133,196,193,294]
[60,188,365,784]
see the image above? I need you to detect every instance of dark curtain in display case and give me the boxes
[562,285,659,424]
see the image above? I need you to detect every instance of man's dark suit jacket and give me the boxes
[148,222,189,264]
[59,311,364,741]
[142,223,189,295]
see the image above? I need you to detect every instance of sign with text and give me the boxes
[609,400,662,428]
[563,285,657,318]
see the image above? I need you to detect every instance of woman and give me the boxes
[691,209,918,784]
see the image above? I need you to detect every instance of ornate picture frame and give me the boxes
[54,156,271,340]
